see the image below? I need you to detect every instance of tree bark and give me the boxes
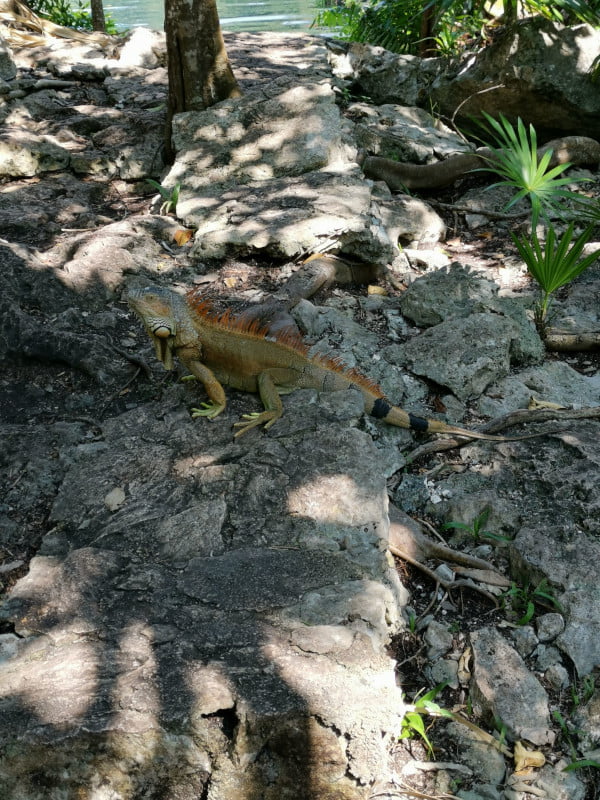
[164,0,242,161]
[89,0,107,32]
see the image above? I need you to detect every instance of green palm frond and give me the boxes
[478,113,581,228]
[512,223,600,324]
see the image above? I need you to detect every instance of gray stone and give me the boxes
[477,361,600,417]
[573,689,600,751]
[511,626,538,659]
[424,619,453,661]
[117,26,166,69]
[457,788,503,800]
[511,526,600,675]
[533,763,586,800]
[351,102,473,163]
[376,191,446,248]
[544,664,569,691]
[470,627,553,745]
[186,168,395,264]
[536,612,565,643]
[400,263,499,327]
[534,644,562,671]
[399,263,544,364]
[169,79,345,189]
[0,398,407,799]
[430,18,600,139]
[0,30,16,81]
[0,128,70,176]
[403,313,517,401]
[446,721,506,786]
[327,40,445,107]
[428,658,459,689]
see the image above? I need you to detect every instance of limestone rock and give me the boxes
[327,40,445,106]
[0,400,407,798]
[445,721,506,786]
[186,168,396,264]
[572,688,600,751]
[0,128,70,177]
[402,312,517,401]
[117,26,166,69]
[350,102,474,163]
[470,627,553,745]
[400,263,498,327]
[511,526,600,676]
[431,18,600,138]
[0,28,16,80]
[477,361,600,417]
[399,263,544,364]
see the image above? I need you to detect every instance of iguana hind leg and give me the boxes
[233,371,284,438]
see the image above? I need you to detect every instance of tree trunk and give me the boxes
[164,0,242,162]
[90,0,107,32]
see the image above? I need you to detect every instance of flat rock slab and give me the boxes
[401,312,517,401]
[185,167,394,262]
[166,77,399,263]
[0,400,408,799]
[470,627,553,746]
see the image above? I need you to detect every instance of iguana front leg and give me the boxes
[233,371,284,438]
[177,348,228,420]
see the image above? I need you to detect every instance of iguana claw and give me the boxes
[233,411,279,437]
[191,402,226,420]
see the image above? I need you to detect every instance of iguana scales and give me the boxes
[127,284,512,441]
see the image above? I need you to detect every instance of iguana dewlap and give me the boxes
[127,284,504,440]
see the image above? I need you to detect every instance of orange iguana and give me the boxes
[127,284,511,441]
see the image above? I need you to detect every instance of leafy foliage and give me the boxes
[312,0,600,56]
[442,507,512,544]
[400,684,452,757]
[28,0,117,32]
[147,180,181,216]
[501,578,563,625]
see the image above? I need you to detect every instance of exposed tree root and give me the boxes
[388,505,507,606]
[405,406,600,461]
[543,329,600,351]
[362,136,600,192]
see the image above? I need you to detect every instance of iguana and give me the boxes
[127,283,515,441]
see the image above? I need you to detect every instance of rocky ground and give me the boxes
[1,19,600,800]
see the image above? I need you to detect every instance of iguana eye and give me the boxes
[153,325,172,338]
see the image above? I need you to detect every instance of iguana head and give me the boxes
[127,285,181,370]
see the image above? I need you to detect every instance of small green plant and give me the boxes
[553,709,579,762]
[492,715,508,750]
[400,684,452,757]
[553,707,600,772]
[406,610,418,633]
[478,113,582,228]
[512,223,600,327]
[501,578,563,625]
[147,180,180,215]
[442,508,512,544]
[571,675,596,709]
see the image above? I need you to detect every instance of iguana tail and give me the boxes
[364,395,511,442]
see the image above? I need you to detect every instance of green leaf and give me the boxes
[563,759,600,772]
[517,600,536,626]
[146,179,171,201]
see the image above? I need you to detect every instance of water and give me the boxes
[104,0,322,33]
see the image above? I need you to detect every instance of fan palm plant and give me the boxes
[511,223,600,327]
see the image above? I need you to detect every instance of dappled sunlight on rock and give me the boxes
[287,473,386,527]
[0,635,100,726]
